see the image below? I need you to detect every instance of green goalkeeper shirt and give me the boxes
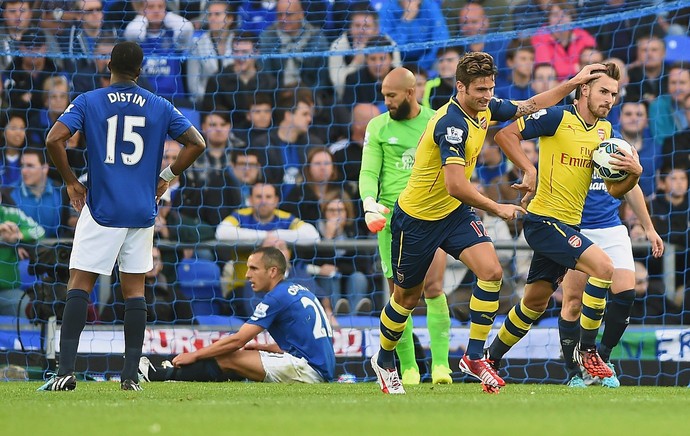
[359,106,436,209]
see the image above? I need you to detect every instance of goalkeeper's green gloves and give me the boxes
[363,197,389,233]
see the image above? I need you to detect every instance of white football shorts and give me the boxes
[69,204,155,275]
[581,225,635,272]
[259,351,324,383]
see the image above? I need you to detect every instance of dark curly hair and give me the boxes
[455,52,498,88]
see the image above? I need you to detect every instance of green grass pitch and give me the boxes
[1,382,688,435]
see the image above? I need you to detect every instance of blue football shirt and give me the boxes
[57,82,191,228]
[247,281,336,381]
[581,172,622,229]
[581,130,624,230]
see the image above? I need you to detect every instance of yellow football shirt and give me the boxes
[518,105,613,226]
[398,97,518,220]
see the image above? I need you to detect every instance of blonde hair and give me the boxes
[42,76,70,104]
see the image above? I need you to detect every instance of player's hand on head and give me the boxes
[647,230,665,258]
[571,63,606,84]
[363,197,389,233]
[67,181,87,212]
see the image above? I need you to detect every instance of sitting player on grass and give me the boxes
[138,247,335,384]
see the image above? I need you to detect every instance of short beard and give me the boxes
[587,100,610,119]
[389,99,411,120]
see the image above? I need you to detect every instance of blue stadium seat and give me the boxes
[334,315,466,329]
[176,258,224,316]
[537,316,560,327]
[17,258,36,291]
[0,315,30,325]
[194,315,246,327]
[335,315,380,329]
[665,35,690,63]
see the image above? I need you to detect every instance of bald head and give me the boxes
[353,103,380,126]
[383,67,416,90]
[382,67,419,121]
[351,103,380,141]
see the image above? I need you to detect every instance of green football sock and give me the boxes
[396,316,417,373]
[426,294,451,369]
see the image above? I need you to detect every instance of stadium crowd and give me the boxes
[1,0,689,326]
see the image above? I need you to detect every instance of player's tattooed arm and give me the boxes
[176,127,206,150]
[510,64,607,121]
[511,98,539,120]
[171,126,206,175]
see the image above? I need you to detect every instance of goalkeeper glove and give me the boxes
[363,197,390,233]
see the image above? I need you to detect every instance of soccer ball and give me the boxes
[592,138,633,182]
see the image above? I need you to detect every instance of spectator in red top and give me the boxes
[531,0,596,81]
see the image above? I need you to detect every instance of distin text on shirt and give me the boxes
[107,92,146,107]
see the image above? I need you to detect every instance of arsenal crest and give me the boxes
[597,129,606,141]
[479,116,487,130]
[396,270,405,284]
[568,235,582,248]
